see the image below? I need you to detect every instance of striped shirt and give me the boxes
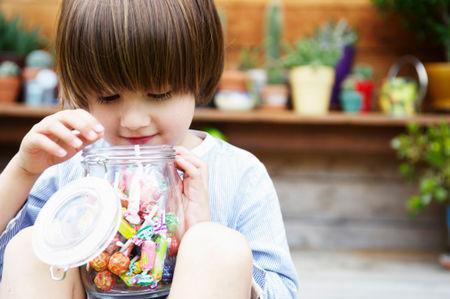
[0,130,299,298]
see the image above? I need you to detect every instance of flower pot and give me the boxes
[0,76,21,103]
[289,66,335,115]
[261,84,288,110]
[425,62,450,111]
[218,70,248,92]
[340,90,362,113]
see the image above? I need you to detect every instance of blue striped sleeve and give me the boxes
[0,164,59,280]
[236,159,299,298]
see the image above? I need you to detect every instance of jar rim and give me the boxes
[82,144,175,164]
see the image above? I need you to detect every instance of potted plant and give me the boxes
[340,65,375,113]
[0,60,21,103]
[284,34,341,115]
[372,0,450,111]
[260,0,288,110]
[316,20,358,110]
[391,123,450,268]
[0,13,44,67]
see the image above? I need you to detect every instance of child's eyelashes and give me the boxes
[97,94,120,104]
[147,91,172,101]
[96,91,172,104]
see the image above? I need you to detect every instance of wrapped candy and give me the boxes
[89,251,110,272]
[140,240,156,272]
[105,234,121,255]
[168,236,179,257]
[119,218,137,239]
[108,252,131,276]
[151,236,168,281]
[165,212,179,234]
[94,270,116,291]
[162,256,176,283]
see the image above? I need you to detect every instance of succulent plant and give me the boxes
[0,60,20,77]
[0,13,44,57]
[26,50,54,68]
[264,0,286,84]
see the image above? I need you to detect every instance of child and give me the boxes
[0,0,299,298]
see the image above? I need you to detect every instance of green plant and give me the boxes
[0,13,44,56]
[283,20,356,69]
[283,37,341,68]
[264,0,285,84]
[26,50,54,68]
[372,0,450,62]
[0,60,20,77]
[238,47,261,71]
[315,20,358,50]
[392,123,450,214]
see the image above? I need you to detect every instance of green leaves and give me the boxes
[372,0,450,61]
[0,13,44,56]
[392,123,450,214]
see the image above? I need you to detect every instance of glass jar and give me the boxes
[33,145,184,299]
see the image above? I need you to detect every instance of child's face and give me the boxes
[87,90,195,146]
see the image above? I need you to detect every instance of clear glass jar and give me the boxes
[33,145,184,299]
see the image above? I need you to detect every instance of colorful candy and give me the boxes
[108,252,131,276]
[87,165,181,292]
[89,251,110,272]
[94,270,116,291]
[140,240,156,272]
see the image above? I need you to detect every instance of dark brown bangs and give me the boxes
[56,0,224,108]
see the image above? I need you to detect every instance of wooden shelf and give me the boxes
[1,103,449,154]
[1,103,450,126]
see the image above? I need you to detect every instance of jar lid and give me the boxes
[33,177,121,269]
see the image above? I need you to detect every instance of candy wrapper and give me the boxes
[87,164,180,292]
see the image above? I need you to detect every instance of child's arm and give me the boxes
[236,160,299,298]
[0,109,104,233]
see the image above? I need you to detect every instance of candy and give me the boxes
[105,234,121,255]
[165,212,179,234]
[108,252,130,276]
[168,236,179,257]
[89,251,110,272]
[94,271,116,291]
[162,256,176,283]
[151,236,168,281]
[140,240,156,272]
[119,218,137,240]
[132,273,157,287]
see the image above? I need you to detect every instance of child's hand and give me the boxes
[174,146,210,230]
[16,109,104,175]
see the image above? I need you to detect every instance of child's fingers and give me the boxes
[175,155,201,180]
[27,133,68,158]
[174,146,207,170]
[45,121,83,149]
[56,110,104,141]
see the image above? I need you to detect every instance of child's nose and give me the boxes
[120,105,151,130]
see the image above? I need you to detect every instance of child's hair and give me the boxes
[56,0,224,108]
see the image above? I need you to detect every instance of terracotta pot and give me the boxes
[0,76,21,103]
[218,70,248,92]
[425,63,450,111]
[261,84,288,110]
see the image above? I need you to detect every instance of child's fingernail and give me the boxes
[87,130,97,140]
[71,138,83,148]
[94,124,104,132]
[57,149,67,157]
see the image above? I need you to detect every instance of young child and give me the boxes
[0,0,299,298]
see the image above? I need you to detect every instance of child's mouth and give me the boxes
[124,135,156,145]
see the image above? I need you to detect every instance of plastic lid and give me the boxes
[33,177,121,269]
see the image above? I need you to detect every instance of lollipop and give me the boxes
[94,270,116,291]
[89,251,110,272]
[108,252,130,276]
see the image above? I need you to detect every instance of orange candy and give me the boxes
[89,251,110,272]
[108,252,130,276]
[94,270,116,291]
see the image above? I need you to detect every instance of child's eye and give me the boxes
[147,91,172,101]
[97,94,120,104]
